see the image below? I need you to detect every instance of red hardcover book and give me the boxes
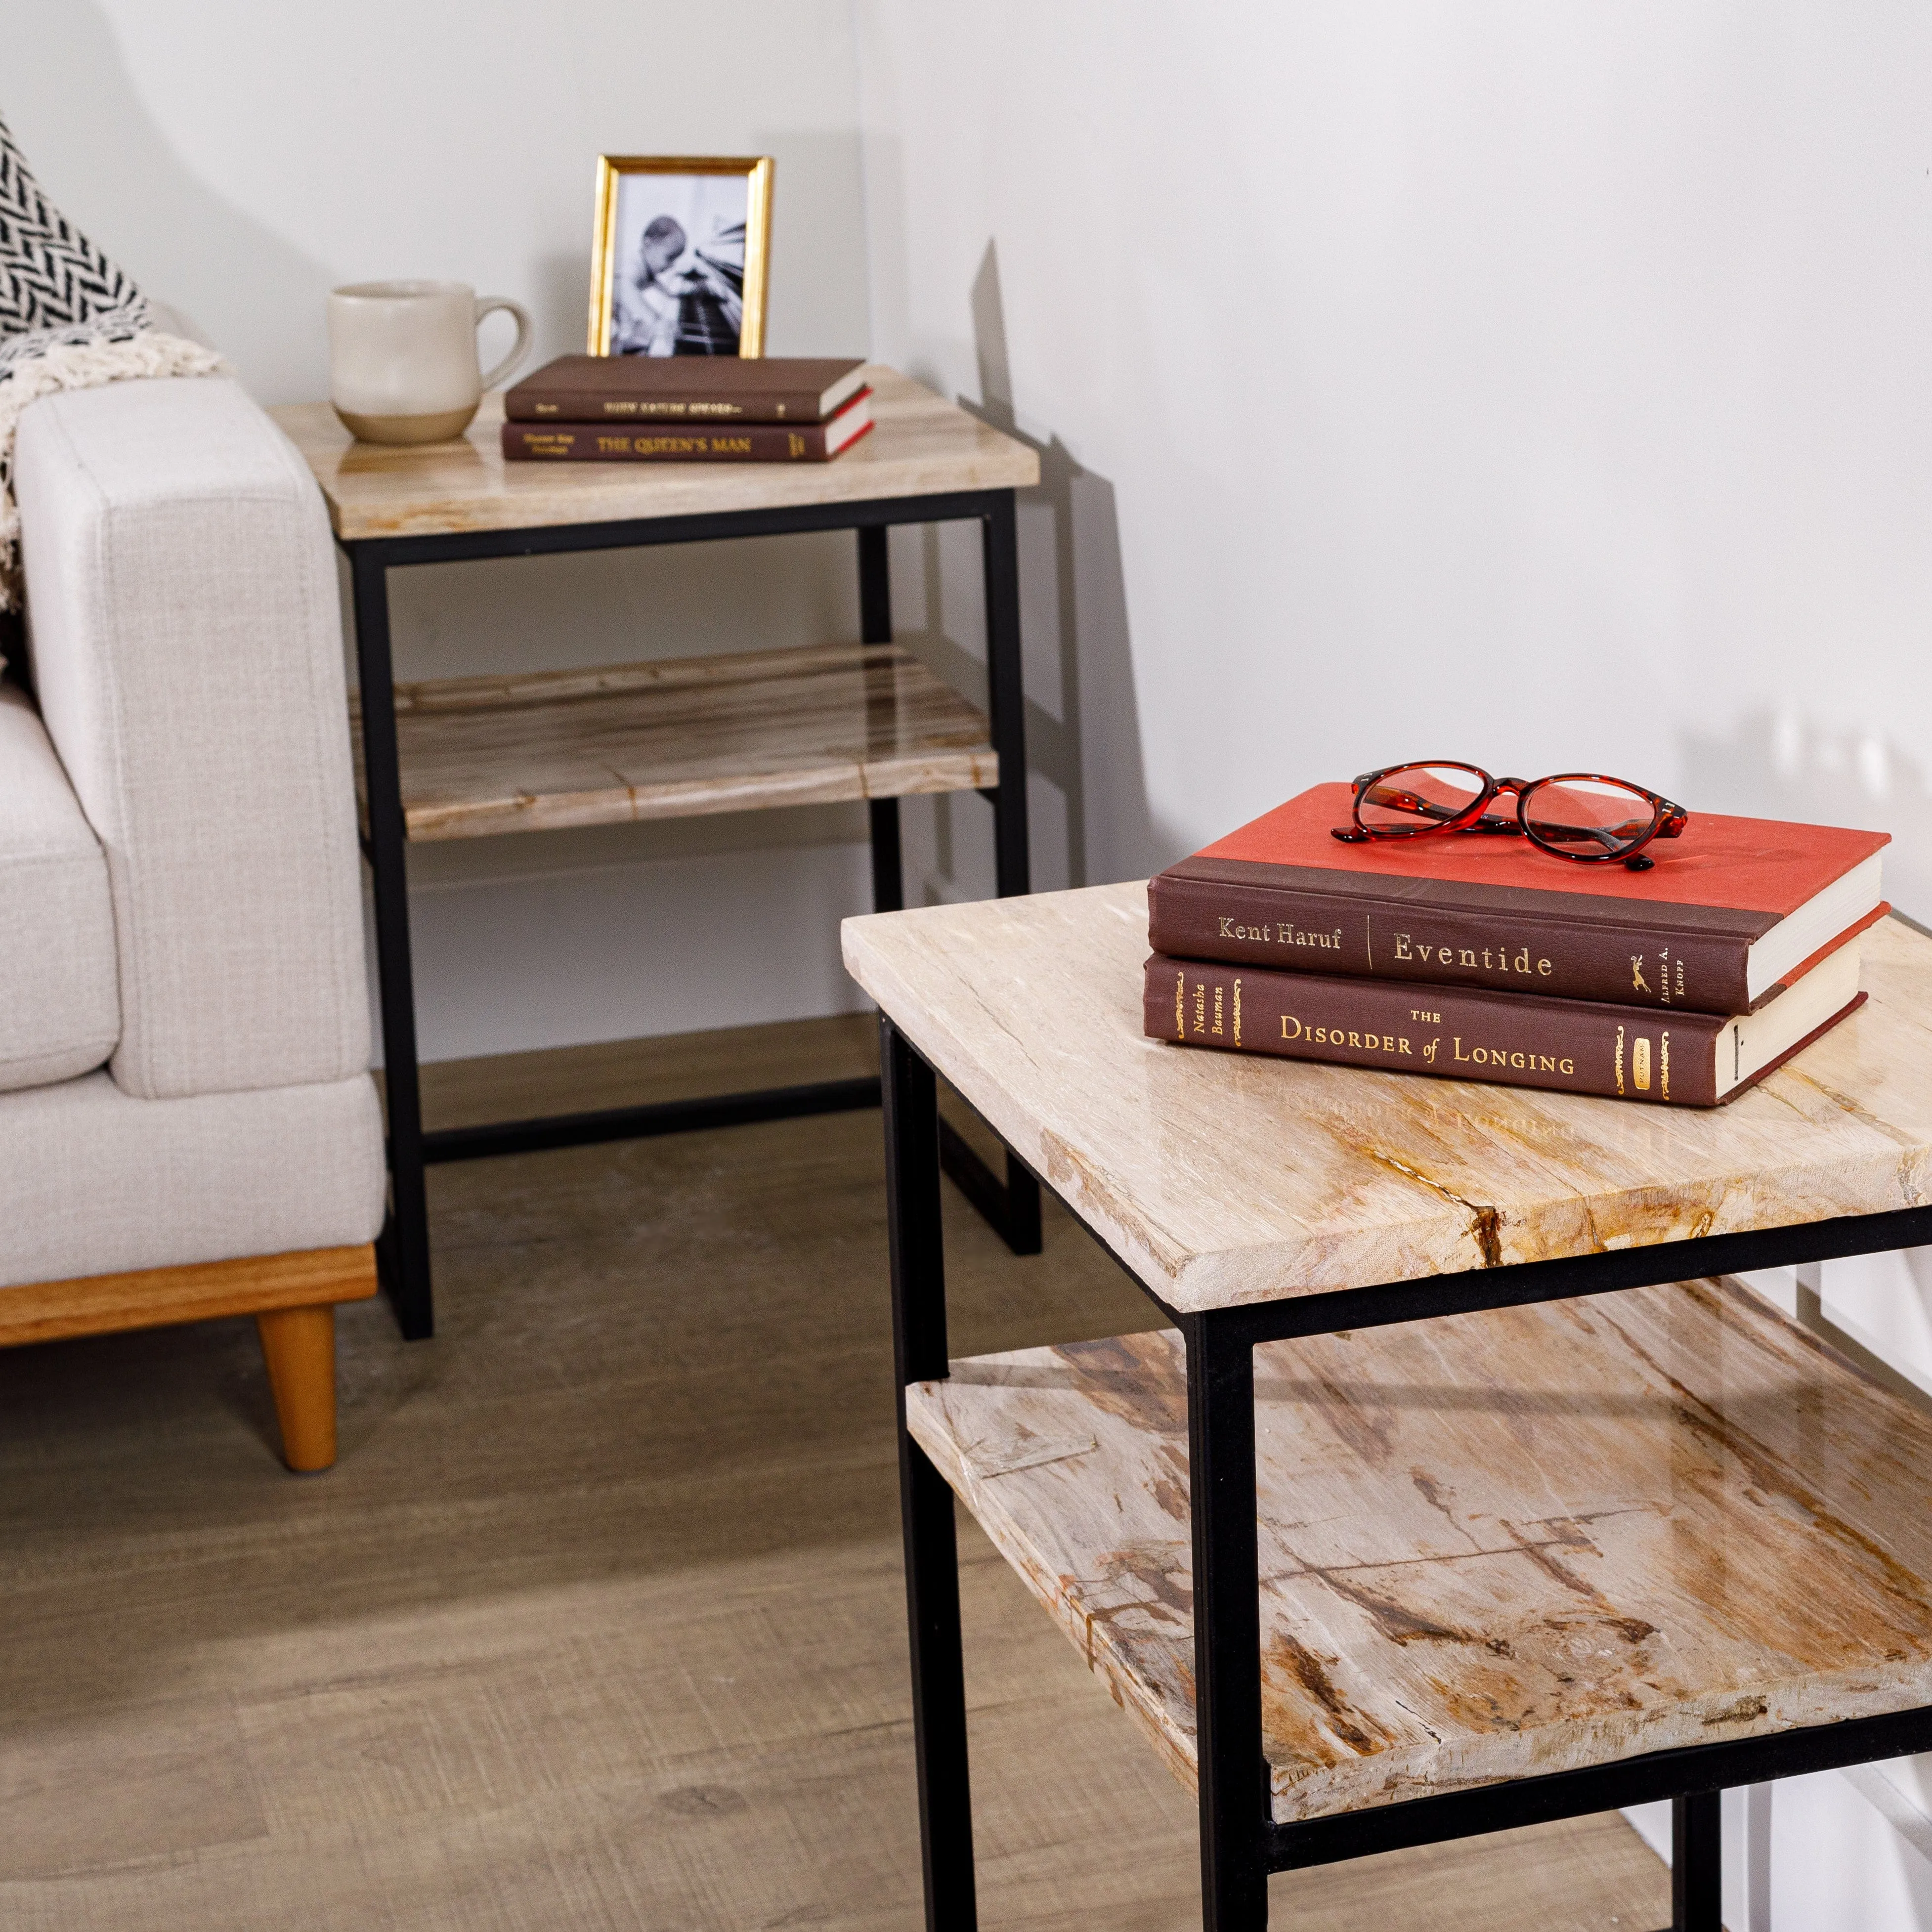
[1146,783,1888,1016]
[502,389,873,464]
[1144,943,1866,1107]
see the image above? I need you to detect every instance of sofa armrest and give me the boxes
[14,376,369,1100]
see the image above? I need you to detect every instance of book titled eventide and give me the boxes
[1147,783,1888,1016]
[504,355,868,424]
[1145,941,1866,1107]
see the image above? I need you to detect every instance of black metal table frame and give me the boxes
[344,488,1044,1341]
[881,1017,1932,1932]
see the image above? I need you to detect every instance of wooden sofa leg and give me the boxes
[256,1304,339,1472]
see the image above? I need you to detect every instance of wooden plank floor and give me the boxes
[0,1020,1670,1929]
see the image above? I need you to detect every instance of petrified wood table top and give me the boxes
[907,1278,1932,1822]
[841,883,1932,1312]
[271,367,1038,542]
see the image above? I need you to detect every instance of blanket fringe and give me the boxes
[0,332,230,612]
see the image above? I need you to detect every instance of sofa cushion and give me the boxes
[0,1067,384,1288]
[0,679,117,1091]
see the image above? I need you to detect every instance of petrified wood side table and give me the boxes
[842,881,1932,1932]
[273,369,1043,1339]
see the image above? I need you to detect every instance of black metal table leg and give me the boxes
[980,492,1030,903]
[1672,1790,1721,1931]
[350,545,433,1340]
[1188,1310,1271,1930]
[871,798,905,914]
[858,520,894,644]
[969,493,1043,1255]
[859,526,905,915]
[884,1019,978,1931]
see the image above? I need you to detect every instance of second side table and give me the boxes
[275,370,1044,1338]
[845,882,1932,1932]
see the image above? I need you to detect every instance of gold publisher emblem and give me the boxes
[1634,1036,1652,1091]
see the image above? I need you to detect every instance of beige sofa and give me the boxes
[0,373,386,1468]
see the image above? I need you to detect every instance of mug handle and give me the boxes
[475,296,533,390]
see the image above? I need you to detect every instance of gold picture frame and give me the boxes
[588,155,773,358]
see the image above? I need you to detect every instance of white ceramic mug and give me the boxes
[328,280,533,444]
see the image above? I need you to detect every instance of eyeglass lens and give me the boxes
[1357,763,1487,832]
[1520,777,1657,857]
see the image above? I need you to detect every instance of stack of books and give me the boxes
[1143,782,1889,1106]
[501,356,872,465]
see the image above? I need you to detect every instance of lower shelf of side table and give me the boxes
[352,639,996,841]
[905,1277,1932,1828]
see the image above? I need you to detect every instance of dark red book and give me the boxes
[1145,942,1866,1107]
[502,389,872,464]
[1147,783,1888,1016]
[504,355,867,424]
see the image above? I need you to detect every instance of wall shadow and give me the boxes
[949,240,1156,887]
[0,0,339,399]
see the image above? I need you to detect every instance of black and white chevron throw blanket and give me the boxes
[0,113,224,613]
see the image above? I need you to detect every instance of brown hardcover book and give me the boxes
[1148,782,1888,1016]
[504,355,867,424]
[1144,940,1866,1106]
[502,392,872,465]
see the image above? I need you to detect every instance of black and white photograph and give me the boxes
[588,156,772,357]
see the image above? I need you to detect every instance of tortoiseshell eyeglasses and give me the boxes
[1332,762,1688,871]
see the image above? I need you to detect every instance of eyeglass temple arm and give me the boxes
[1530,819,1642,850]
[1359,786,1464,821]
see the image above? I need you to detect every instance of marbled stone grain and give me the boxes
[843,883,1932,1310]
[350,641,994,839]
[907,1278,1932,1821]
[272,368,1038,541]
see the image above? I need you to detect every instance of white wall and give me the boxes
[856,3,1932,909]
[0,0,879,1063]
[855,6,1932,1928]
